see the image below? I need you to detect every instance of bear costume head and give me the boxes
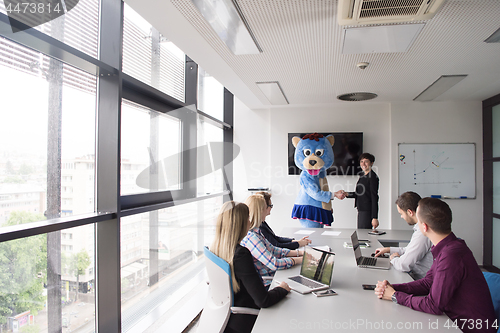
[292,133,335,177]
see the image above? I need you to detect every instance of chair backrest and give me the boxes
[483,272,500,330]
[197,246,233,333]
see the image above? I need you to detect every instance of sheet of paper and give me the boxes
[321,231,341,236]
[294,230,315,235]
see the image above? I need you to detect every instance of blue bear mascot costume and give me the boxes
[291,133,335,228]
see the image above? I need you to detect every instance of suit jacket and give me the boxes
[348,170,379,219]
[259,221,298,250]
[225,245,289,333]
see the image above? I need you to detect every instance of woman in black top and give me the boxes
[210,201,290,333]
[346,153,380,229]
[256,191,311,249]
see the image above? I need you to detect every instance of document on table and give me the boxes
[294,230,315,235]
[321,231,341,236]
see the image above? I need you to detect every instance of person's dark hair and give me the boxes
[359,153,375,164]
[417,197,452,234]
[395,191,422,212]
[256,191,272,207]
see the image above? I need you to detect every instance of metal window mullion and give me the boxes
[95,0,123,332]
[120,191,229,217]
[182,56,198,199]
[46,14,65,332]
[483,102,493,267]
[223,88,234,202]
[149,27,160,287]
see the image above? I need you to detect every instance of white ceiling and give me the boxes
[126,0,500,109]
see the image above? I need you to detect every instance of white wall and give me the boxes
[390,101,483,261]
[232,97,271,202]
[234,99,484,262]
[234,101,392,230]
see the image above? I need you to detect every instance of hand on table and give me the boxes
[292,256,303,266]
[374,280,395,301]
[374,247,390,257]
[371,218,379,229]
[295,236,312,247]
[278,281,291,292]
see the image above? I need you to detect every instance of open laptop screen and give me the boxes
[350,231,363,260]
[300,247,335,285]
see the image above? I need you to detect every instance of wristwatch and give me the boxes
[391,292,398,304]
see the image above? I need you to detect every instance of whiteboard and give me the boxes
[398,143,476,199]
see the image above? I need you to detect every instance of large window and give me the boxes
[0,223,95,332]
[0,37,96,225]
[120,197,222,332]
[122,4,185,102]
[197,118,225,196]
[0,1,234,332]
[0,0,100,58]
[121,100,182,195]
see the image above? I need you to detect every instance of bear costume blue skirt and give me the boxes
[291,204,333,226]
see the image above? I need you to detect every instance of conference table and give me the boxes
[252,228,458,332]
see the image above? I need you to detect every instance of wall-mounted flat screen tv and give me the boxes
[288,132,363,176]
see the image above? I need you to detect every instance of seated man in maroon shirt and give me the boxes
[374,197,497,333]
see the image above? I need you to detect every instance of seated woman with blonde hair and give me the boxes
[256,191,312,249]
[211,201,290,333]
[241,194,303,287]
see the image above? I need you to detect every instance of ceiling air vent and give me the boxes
[337,0,447,26]
[337,92,378,102]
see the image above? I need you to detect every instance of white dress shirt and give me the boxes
[390,224,433,279]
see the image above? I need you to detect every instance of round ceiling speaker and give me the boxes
[337,92,378,102]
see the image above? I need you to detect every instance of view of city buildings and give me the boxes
[0,0,227,331]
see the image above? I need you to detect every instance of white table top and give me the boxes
[252,228,457,332]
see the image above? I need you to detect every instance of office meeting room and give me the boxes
[1,0,500,333]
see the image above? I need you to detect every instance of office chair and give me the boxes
[197,246,259,333]
[483,272,500,333]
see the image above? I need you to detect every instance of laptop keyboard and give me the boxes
[289,276,324,289]
[360,256,377,266]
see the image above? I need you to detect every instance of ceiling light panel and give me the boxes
[342,23,425,54]
[256,82,289,105]
[190,0,261,55]
[413,75,468,101]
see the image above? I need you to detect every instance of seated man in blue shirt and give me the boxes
[374,198,496,333]
[374,191,433,279]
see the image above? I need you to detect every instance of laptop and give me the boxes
[281,246,335,294]
[350,231,390,270]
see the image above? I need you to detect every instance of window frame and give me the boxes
[482,92,500,273]
[0,0,235,331]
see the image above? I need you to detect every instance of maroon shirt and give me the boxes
[393,233,496,333]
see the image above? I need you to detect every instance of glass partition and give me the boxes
[494,218,500,268]
[492,105,500,158]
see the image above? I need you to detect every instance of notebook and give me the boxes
[350,231,390,270]
[282,246,335,294]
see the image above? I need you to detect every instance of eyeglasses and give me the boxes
[268,204,273,208]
